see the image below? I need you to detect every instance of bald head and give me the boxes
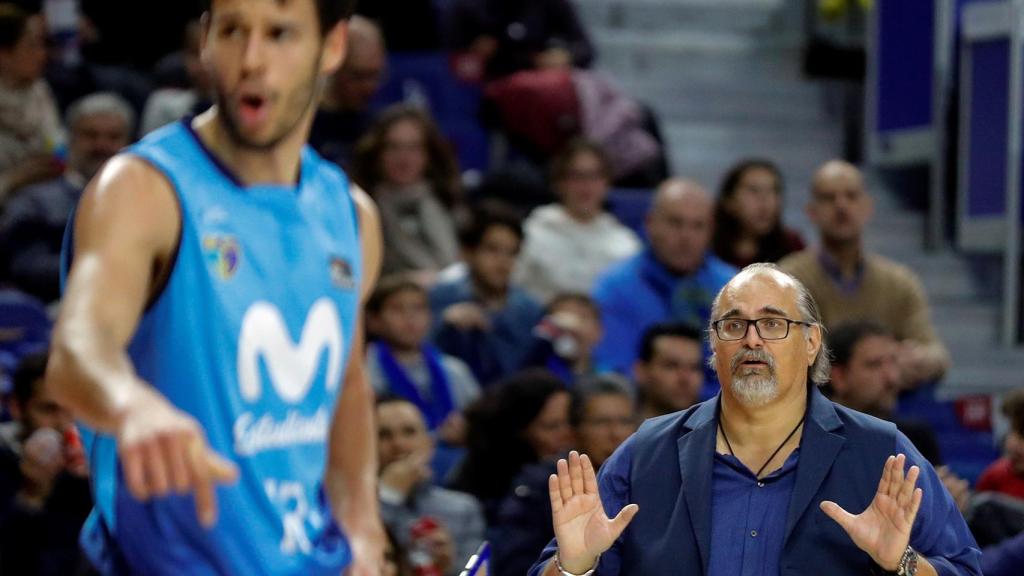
[326,15,386,112]
[645,178,714,274]
[807,159,872,245]
[812,160,864,193]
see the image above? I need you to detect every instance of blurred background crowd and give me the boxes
[1,0,1023,574]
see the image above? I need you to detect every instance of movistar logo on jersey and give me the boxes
[233,298,344,456]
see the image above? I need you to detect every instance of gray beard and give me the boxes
[730,371,779,407]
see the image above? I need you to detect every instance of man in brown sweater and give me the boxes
[779,160,949,386]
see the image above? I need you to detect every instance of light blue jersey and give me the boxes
[68,121,362,575]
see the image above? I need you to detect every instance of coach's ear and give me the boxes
[320,19,348,76]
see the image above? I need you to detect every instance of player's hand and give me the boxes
[821,454,923,571]
[116,385,238,527]
[379,448,432,499]
[549,451,638,574]
[442,302,490,332]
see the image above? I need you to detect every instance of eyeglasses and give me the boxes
[712,317,811,341]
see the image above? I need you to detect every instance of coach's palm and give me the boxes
[549,451,638,574]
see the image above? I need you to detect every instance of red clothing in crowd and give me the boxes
[977,457,1024,499]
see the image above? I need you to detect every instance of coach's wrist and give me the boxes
[556,552,599,575]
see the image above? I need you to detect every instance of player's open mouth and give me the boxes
[239,94,269,124]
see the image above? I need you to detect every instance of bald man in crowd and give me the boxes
[309,15,387,168]
[779,160,949,386]
[592,178,736,396]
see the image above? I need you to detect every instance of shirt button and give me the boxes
[751,530,758,537]
[757,481,765,488]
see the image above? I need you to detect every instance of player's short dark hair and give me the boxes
[638,323,702,363]
[0,3,31,50]
[458,206,524,250]
[829,320,891,368]
[12,350,48,407]
[366,274,427,315]
[202,0,356,36]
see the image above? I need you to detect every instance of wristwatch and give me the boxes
[555,553,600,576]
[895,546,919,576]
[876,546,919,576]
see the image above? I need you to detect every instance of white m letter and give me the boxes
[238,298,343,404]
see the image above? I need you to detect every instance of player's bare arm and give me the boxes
[47,155,238,526]
[327,185,385,575]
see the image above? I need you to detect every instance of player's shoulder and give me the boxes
[86,152,177,209]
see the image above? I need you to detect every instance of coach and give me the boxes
[530,263,980,576]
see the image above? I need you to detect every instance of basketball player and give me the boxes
[46,1,384,574]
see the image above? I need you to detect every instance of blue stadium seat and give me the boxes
[606,188,653,237]
[0,289,52,367]
[372,52,491,172]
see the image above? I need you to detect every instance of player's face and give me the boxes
[202,0,346,149]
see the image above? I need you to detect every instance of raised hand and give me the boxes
[548,451,638,574]
[820,454,923,571]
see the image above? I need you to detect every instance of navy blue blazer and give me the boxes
[529,387,981,575]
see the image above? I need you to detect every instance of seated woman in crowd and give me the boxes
[354,104,462,282]
[0,5,64,207]
[514,139,641,303]
[447,369,572,525]
[711,158,805,268]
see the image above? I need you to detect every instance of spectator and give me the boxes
[449,0,594,80]
[827,320,942,465]
[977,388,1024,499]
[310,15,386,168]
[0,4,63,206]
[592,178,736,394]
[524,293,606,385]
[376,396,486,576]
[140,19,211,135]
[633,323,704,421]
[430,208,544,385]
[491,375,636,576]
[448,370,572,523]
[354,104,462,280]
[711,158,805,268]
[366,274,480,446]
[0,351,91,576]
[0,92,133,303]
[514,139,641,304]
[779,160,949,386]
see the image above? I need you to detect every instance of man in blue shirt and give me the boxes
[531,263,980,576]
[592,179,735,396]
[429,209,544,386]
